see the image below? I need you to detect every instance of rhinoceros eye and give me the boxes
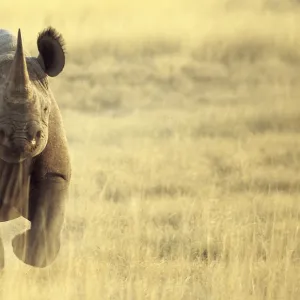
[44,107,48,113]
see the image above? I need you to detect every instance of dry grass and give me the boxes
[0,0,300,299]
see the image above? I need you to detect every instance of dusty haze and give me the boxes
[0,0,300,299]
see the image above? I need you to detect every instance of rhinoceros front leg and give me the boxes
[12,177,67,268]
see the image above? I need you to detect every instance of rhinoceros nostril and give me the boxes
[27,125,42,142]
[29,130,41,146]
[36,130,41,139]
[0,130,5,141]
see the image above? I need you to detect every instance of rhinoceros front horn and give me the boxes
[5,29,32,102]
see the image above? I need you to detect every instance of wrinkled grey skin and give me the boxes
[0,28,71,268]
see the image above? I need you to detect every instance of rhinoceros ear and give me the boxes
[37,27,66,77]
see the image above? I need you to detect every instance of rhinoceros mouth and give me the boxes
[0,144,29,163]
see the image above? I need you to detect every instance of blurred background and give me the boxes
[1,1,300,299]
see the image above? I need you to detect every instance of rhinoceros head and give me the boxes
[0,27,65,163]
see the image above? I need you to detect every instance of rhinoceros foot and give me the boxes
[12,230,60,268]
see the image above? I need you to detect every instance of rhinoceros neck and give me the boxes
[0,30,16,52]
[0,29,31,52]
[0,29,31,66]
[0,30,18,62]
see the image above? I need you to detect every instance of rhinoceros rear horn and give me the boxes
[37,27,65,77]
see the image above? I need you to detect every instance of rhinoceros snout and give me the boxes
[12,138,34,154]
[0,122,43,153]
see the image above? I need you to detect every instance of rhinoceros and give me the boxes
[0,27,71,268]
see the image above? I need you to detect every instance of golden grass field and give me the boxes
[1,0,300,299]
